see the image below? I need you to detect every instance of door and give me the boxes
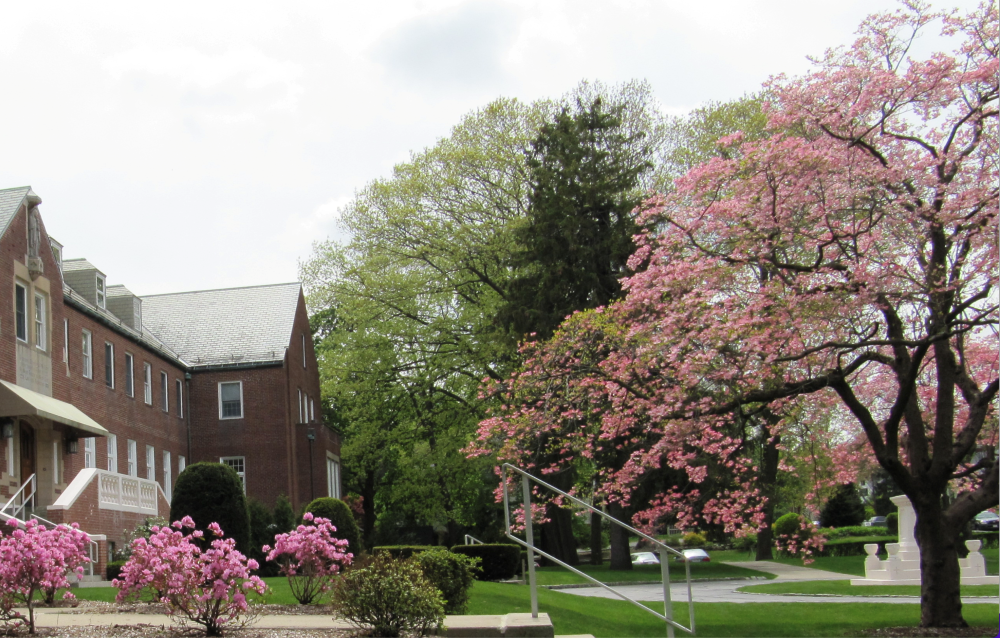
[19,424,34,485]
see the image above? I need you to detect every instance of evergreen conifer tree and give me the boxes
[820,483,866,528]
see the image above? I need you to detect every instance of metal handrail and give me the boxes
[32,513,99,578]
[1,474,36,521]
[463,534,484,545]
[502,464,695,637]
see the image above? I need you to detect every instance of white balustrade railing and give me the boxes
[57,468,162,516]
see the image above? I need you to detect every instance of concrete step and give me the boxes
[443,613,554,637]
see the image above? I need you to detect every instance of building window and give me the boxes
[105,342,115,388]
[127,440,137,477]
[96,274,106,309]
[302,333,307,369]
[14,283,27,342]
[143,363,152,404]
[83,437,95,469]
[176,379,183,417]
[82,330,93,379]
[310,398,315,423]
[218,382,243,419]
[5,429,13,476]
[160,372,169,412]
[62,319,68,363]
[163,451,171,500]
[52,440,59,484]
[178,455,186,473]
[107,434,118,473]
[220,456,246,491]
[124,354,134,397]
[327,456,341,498]
[298,389,303,423]
[146,445,155,481]
[34,293,46,351]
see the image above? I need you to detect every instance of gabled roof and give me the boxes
[0,186,35,239]
[63,258,105,274]
[140,283,302,367]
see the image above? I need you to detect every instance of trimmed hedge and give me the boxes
[824,525,885,538]
[303,497,362,555]
[374,545,436,559]
[169,462,250,554]
[819,536,896,557]
[451,544,521,581]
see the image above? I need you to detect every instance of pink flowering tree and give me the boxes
[114,517,268,636]
[477,1,997,628]
[263,512,353,605]
[0,518,91,634]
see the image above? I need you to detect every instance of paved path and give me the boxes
[552,561,997,605]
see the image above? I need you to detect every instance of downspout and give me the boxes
[184,373,192,461]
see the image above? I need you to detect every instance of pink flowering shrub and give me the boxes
[771,513,827,564]
[263,512,352,605]
[0,518,90,634]
[113,517,268,636]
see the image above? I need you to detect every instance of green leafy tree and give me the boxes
[820,484,866,528]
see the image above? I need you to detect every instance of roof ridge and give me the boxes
[0,186,31,194]
[141,281,301,298]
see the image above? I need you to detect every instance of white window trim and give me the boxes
[326,454,341,499]
[127,440,137,477]
[105,342,115,388]
[82,330,93,379]
[14,282,27,343]
[220,456,246,492]
[52,440,59,485]
[62,318,68,363]
[146,445,155,481]
[5,431,13,476]
[83,437,95,469]
[160,371,169,412]
[107,434,118,473]
[96,274,106,309]
[163,451,171,501]
[124,353,134,398]
[298,389,303,423]
[34,292,46,351]
[302,333,307,369]
[218,381,244,420]
[178,455,186,473]
[143,363,152,405]
[310,398,315,423]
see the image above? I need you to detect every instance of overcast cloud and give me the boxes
[0,0,980,295]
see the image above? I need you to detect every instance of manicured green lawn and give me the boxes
[739,580,998,597]
[530,559,774,586]
[67,577,305,606]
[762,547,999,577]
[466,581,999,637]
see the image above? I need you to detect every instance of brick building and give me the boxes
[0,185,341,577]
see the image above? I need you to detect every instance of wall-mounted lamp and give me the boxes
[65,434,79,455]
[1,418,14,439]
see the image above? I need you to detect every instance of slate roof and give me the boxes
[0,186,34,239]
[106,284,134,297]
[140,283,302,367]
[63,258,104,274]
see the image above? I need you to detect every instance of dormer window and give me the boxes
[96,274,106,309]
[48,239,63,276]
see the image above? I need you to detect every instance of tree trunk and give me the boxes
[590,510,603,565]
[608,502,632,571]
[914,501,967,628]
[755,429,781,561]
[540,505,579,566]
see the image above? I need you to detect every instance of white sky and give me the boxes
[0,0,978,295]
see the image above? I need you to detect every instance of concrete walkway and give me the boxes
[552,561,997,605]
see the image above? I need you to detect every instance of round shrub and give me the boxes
[772,512,806,538]
[333,554,445,637]
[682,531,707,547]
[886,512,899,535]
[413,548,480,614]
[451,544,520,581]
[169,462,250,554]
[731,533,757,553]
[303,498,362,555]
[373,545,435,560]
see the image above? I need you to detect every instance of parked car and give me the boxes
[631,552,660,565]
[973,511,999,531]
[674,548,711,563]
[863,516,887,527]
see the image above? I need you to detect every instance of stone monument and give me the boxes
[851,494,998,586]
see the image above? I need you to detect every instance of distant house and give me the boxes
[0,186,340,577]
